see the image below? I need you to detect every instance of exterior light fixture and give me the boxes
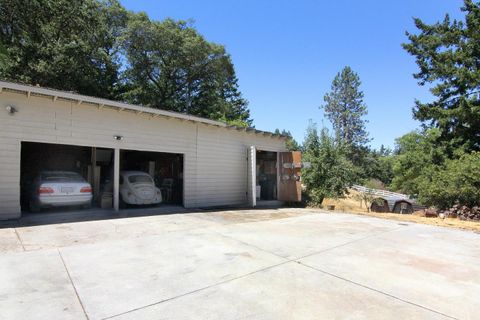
[113,135,123,141]
[5,105,17,115]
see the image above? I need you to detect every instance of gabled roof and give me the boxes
[0,80,286,139]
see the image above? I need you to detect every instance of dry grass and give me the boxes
[321,189,480,233]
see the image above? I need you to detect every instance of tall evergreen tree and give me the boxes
[403,0,480,152]
[321,66,369,148]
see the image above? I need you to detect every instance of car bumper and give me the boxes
[123,196,162,205]
[38,195,92,207]
[124,199,162,205]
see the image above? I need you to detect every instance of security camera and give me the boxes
[113,135,123,141]
[5,105,17,114]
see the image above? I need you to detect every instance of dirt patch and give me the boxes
[320,191,480,232]
[198,208,315,224]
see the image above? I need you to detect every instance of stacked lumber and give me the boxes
[441,205,480,221]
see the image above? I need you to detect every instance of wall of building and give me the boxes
[0,91,286,219]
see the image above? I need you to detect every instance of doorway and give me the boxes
[20,142,114,213]
[120,150,184,206]
[256,150,278,201]
[247,147,302,207]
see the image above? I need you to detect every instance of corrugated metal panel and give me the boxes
[372,196,425,213]
[0,91,286,219]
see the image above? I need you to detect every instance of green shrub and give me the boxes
[302,124,355,205]
[418,152,480,209]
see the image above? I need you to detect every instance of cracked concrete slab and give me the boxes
[213,212,402,259]
[0,249,86,320]
[299,223,480,320]
[0,228,24,253]
[1,209,479,320]
[14,212,218,251]
[58,229,285,320]
[111,262,450,320]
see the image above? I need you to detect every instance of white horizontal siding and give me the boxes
[0,91,286,219]
[0,122,20,217]
[192,125,285,207]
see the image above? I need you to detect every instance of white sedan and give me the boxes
[30,171,93,212]
[120,171,162,205]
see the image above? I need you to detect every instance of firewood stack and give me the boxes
[442,205,480,221]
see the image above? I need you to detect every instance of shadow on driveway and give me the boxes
[0,205,191,228]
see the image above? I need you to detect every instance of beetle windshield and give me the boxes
[128,175,153,184]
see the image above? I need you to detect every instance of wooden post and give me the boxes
[113,148,120,211]
[91,147,97,202]
[276,152,280,201]
[247,146,256,207]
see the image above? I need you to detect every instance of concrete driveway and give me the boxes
[1,208,479,320]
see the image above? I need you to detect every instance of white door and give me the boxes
[247,146,256,207]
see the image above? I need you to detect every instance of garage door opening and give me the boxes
[120,150,183,207]
[256,150,278,201]
[20,142,114,213]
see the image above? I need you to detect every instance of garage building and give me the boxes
[0,81,301,220]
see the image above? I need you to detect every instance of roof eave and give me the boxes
[0,80,289,139]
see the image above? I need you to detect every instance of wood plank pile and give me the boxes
[442,205,480,221]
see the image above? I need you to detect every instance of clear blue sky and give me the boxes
[119,0,464,149]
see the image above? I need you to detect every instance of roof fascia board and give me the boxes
[0,81,224,127]
[0,81,288,140]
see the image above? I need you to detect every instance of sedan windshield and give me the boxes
[41,172,85,182]
[128,175,153,184]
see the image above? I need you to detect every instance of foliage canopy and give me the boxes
[121,15,251,126]
[0,0,127,99]
[301,123,355,205]
[321,66,369,148]
[403,0,480,152]
[274,129,300,151]
[0,0,251,126]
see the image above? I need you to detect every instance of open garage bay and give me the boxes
[20,142,185,217]
[20,142,114,213]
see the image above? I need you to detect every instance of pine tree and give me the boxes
[321,66,369,148]
[274,129,300,151]
[402,0,480,152]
